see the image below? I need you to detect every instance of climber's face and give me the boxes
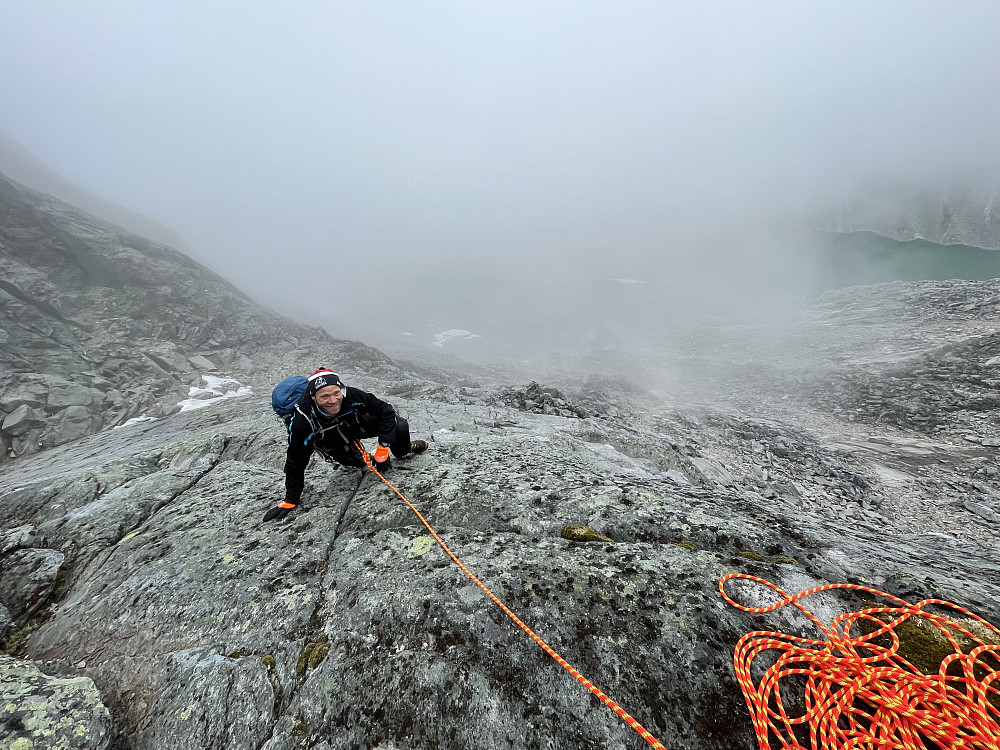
[313,385,344,414]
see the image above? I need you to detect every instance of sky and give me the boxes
[2,1,1000,365]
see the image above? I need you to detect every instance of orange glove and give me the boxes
[372,444,391,470]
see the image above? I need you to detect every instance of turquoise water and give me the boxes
[810,230,1000,290]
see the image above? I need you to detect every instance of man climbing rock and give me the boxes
[264,368,428,522]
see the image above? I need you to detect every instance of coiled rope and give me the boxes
[356,442,667,749]
[720,573,1000,750]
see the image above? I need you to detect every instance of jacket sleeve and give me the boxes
[283,414,314,504]
[353,388,398,445]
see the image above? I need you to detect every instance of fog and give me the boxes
[3,1,999,379]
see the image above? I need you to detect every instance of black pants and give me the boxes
[388,416,412,457]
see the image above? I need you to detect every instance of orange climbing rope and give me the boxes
[720,573,1000,750]
[355,442,667,750]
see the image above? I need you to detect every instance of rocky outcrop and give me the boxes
[1,344,997,749]
[0,171,335,461]
[790,280,1000,442]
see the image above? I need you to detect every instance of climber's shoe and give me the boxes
[409,440,429,455]
[263,501,297,522]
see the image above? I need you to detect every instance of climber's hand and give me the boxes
[373,444,391,472]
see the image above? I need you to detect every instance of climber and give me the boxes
[263,368,428,522]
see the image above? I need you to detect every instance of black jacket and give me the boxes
[283,387,398,503]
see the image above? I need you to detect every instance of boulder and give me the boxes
[146,347,191,376]
[44,405,103,445]
[0,524,37,555]
[688,456,736,486]
[2,405,46,437]
[0,384,46,412]
[46,383,103,410]
[188,354,217,371]
[236,352,255,374]
[963,498,1000,524]
[9,428,44,459]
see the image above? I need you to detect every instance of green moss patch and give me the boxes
[297,639,330,675]
[560,525,613,543]
[858,610,1000,681]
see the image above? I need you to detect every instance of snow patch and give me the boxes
[432,329,482,347]
[612,278,649,285]
[178,375,252,412]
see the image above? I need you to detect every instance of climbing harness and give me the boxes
[720,573,1000,750]
[355,441,667,749]
[298,403,365,449]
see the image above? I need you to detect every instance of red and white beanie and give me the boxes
[307,368,345,397]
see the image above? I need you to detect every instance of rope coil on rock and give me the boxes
[720,573,1000,750]
[355,441,667,750]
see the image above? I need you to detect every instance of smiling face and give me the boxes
[312,385,344,414]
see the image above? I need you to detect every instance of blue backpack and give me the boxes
[271,376,308,424]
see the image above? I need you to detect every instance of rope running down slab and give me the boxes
[356,442,667,750]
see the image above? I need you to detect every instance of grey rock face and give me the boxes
[1,367,997,750]
[46,384,104,411]
[0,385,46,412]
[0,654,113,750]
[2,405,46,436]
[797,282,1000,452]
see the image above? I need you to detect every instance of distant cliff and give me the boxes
[822,178,1000,250]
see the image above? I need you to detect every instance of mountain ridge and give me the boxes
[0,131,186,250]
